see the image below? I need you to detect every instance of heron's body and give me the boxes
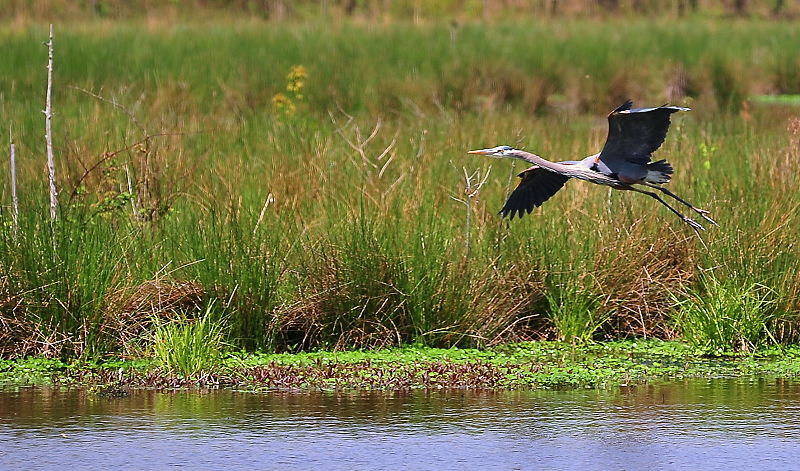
[469,100,717,231]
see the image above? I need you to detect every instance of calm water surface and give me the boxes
[1,378,799,470]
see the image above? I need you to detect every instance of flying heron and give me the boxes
[468,100,717,231]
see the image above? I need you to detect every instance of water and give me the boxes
[1,378,799,470]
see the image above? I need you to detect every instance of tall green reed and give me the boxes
[672,273,778,354]
[544,273,610,344]
[150,304,226,377]
[166,207,290,352]
[0,204,134,359]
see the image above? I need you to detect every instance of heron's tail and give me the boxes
[645,159,673,184]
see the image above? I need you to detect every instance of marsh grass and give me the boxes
[170,208,291,352]
[150,304,226,378]
[544,272,611,343]
[2,18,800,360]
[672,273,779,354]
[0,206,131,359]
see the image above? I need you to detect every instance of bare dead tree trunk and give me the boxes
[44,24,57,222]
[10,123,18,238]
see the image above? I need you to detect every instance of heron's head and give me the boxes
[468,145,518,159]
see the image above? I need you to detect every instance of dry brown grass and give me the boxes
[105,279,204,355]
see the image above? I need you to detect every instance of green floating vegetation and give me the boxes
[2,341,799,391]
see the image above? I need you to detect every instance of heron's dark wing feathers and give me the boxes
[599,102,688,169]
[500,166,571,220]
[613,100,634,112]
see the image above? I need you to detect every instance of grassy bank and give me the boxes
[2,340,799,391]
[1,18,800,362]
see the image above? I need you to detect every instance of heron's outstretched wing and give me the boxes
[500,166,571,220]
[598,100,689,169]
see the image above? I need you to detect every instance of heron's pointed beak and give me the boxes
[468,148,492,155]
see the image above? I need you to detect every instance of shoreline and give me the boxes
[3,340,799,392]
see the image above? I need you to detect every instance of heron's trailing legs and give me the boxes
[641,182,718,227]
[630,187,706,231]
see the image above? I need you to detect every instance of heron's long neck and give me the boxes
[512,150,617,184]
[512,150,582,176]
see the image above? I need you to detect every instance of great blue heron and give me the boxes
[468,100,717,231]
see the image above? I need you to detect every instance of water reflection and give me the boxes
[2,378,799,470]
